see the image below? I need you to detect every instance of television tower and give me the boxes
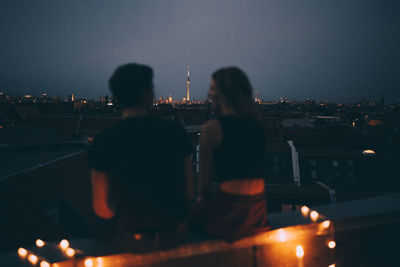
[186,66,190,101]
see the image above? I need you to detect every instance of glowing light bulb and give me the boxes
[18,248,28,257]
[362,149,376,155]
[66,248,75,257]
[96,257,104,266]
[310,210,319,221]
[329,264,335,267]
[36,239,45,247]
[40,261,50,267]
[328,240,336,249]
[321,220,331,229]
[133,233,142,240]
[296,245,304,258]
[28,254,38,265]
[276,229,286,242]
[301,206,310,216]
[59,239,69,250]
[84,258,94,267]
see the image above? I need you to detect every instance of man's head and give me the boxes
[109,63,154,109]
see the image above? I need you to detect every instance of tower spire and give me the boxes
[186,65,190,102]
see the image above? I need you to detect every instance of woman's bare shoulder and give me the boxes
[201,119,222,146]
[202,119,223,134]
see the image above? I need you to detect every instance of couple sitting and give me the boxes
[88,63,268,252]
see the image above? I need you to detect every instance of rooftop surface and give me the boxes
[0,147,85,177]
[1,195,399,267]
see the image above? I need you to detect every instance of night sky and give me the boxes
[1,0,399,102]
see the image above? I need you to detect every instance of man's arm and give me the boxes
[90,169,115,219]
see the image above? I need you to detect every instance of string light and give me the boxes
[36,239,45,248]
[28,254,38,265]
[59,239,69,250]
[18,248,28,257]
[66,248,75,257]
[310,210,319,221]
[296,245,304,258]
[321,220,331,229]
[276,229,286,242]
[84,258,94,267]
[96,257,104,266]
[301,206,310,216]
[328,241,336,249]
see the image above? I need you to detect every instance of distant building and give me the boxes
[282,117,314,128]
[186,66,190,101]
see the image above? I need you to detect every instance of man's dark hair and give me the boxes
[109,63,154,108]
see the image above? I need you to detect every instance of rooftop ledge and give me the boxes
[2,195,400,267]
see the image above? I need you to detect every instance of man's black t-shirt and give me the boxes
[88,116,191,232]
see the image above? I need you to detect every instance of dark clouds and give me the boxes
[0,0,399,102]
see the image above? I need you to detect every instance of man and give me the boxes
[88,63,193,252]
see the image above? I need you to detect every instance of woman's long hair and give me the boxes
[212,67,258,118]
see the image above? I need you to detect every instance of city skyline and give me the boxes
[0,1,399,102]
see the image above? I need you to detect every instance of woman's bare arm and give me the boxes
[199,120,222,198]
[184,155,194,202]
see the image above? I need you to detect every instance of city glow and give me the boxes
[310,210,319,221]
[84,258,94,267]
[328,241,336,249]
[40,261,50,267]
[321,220,331,229]
[28,254,38,265]
[59,239,69,250]
[66,248,75,257]
[36,239,45,247]
[18,248,27,257]
[301,206,310,216]
[296,245,304,258]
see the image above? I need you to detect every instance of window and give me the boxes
[273,164,280,174]
[332,160,339,167]
[309,159,317,167]
[311,170,318,179]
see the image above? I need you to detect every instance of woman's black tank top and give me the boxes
[213,116,266,182]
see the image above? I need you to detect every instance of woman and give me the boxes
[198,67,269,242]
